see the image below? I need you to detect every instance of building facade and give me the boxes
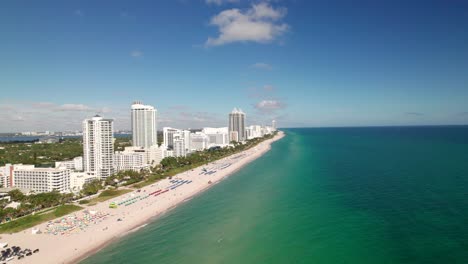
[163,127,180,149]
[55,156,83,171]
[131,102,158,148]
[114,151,147,172]
[13,166,71,193]
[228,108,246,142]
[82,115,115,179]
[173,134,186,157]
[202,127,229,147]
[190,132,209,151]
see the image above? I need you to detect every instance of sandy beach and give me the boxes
[1,131,284,264]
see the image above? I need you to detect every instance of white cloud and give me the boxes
[130,50,143,58]
[206,2,288,46]
[0,101,123,132]
[57,104,93,112]
[206,0,240,5]
[255,99,285,113]
[250,62,272,70]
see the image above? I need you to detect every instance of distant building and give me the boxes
[131,101,158,148]
[13,165,70,193]
[82,115,115,179]
[55,156,83,171]
[163,127,180,149]
[202,127,229,147]
[70,172,97,193]
[228,108,246,142]
[114,151,148,172]
[246,125,262,139]
[272,120,277,131]
[147,145,166,166]
[173,134,186,157]
[37,137,59,144]
[0,164,18,188]
[190,132,209,151]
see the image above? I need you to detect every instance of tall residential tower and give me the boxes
[131,101,157,148]
[228,108,246,142]
[82,115,114,179]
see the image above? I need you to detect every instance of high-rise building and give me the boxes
[173,133,186,157]
[82,115,115,179]
[228,108,246,142]
[131,101,157,148]
[163,127,180,149]
[272,120,277,131]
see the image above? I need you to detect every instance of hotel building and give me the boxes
[228,108,246,142]
[131,102,158,148]
[82,115,115,179]
[13,165,71,193]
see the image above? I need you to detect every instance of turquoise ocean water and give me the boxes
[82,127,468,264]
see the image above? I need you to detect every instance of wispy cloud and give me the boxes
[0,101,121,132]
[57,104,93,112]
[255,99,286,113]
[250,62,272,70]
[159,106,225,129]
[405,112,424,116]
[206,2,288,46]
[130,50,143,58]
[206,0,240,5]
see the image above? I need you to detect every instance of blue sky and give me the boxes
[1,0,468,132]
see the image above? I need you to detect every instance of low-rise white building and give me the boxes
[55,156,83,171]
[70,172,97,193]
[190,132,209,151]
[13,165,71,193]
[246,125,263,139]
[202,127,229,147]
[114,151,147,172]
[164,149,174,158]
[147,145,165,166]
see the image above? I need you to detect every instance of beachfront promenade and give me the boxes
[2,131,284,264]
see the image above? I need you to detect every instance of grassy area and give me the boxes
[87,189,133,205]
[0,204,83,234]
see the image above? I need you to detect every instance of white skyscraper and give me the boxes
[83,115,115,179]
[228,108,246,142]
[131,101,157,148]
[272,120,277,131]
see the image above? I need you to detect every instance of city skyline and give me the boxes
[1,1,468,132]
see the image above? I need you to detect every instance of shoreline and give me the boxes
[2,131,284,264]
